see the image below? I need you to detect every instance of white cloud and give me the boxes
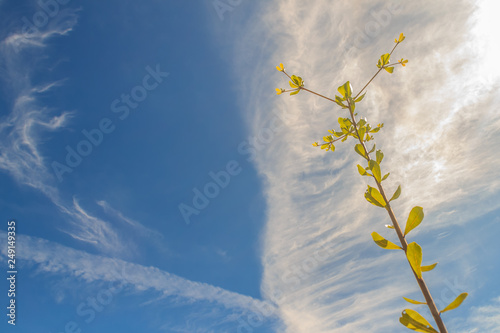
[231,0,500,331]
[0,6,128,254]
[96,200,162,237]
[453,296,500,333]
[0,231,281,331]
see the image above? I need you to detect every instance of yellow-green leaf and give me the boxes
[398,33,406,43]
[290,89,300,96]
[369,160,381,182]
[357,164,367,176]
[358,127,366,141]
[338,117,346,128]
[403,297,427,305]
[399,309,438,333]
[421,263,438,272]
[365,186,387,207]
[382,172,390,181]
[354,92,366,103]
[385,66,394,73]
[381,53,390,65]
[337,81,352,98]
[441,293,468,313]
[371,232,401,250]
[385,224,395,229]
[407,242,423,279]
[390,185,401,202]
[376,150,384,164]
[289,81,298,88]
[334,99,347,108]
[405,206,424,236]
[354,144,366,159]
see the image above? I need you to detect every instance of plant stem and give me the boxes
[353,42,400,100]
[348,108,448,333]
[300,87,337,103]
[301,84,449,332]
[353,68,383,101]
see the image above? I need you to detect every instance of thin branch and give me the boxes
[353,42,401,100]
[300,87,337,103]
[346,103,449,333]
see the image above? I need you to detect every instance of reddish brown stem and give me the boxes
[300,83,449,332]
[347,103,448,333]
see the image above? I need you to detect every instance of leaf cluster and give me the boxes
[275,33,466,332]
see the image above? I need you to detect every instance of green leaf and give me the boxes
[371,232,401,250]
[376,150,384,164]
[421,263,438,272]
[403,297,427,305]
[369,144,376,154]
[291,75,303,87]
[334,99,347,108]
[405,206,424,236]
[385,66,394,73]
[365,186,386,207]
[338,117,346,128]
[390,185,402,202]
[320,144,329,149]
[441,293,468,313]
[382,173,390,181]
[354,92,366,103]
[380,53,391,66]
[337,81,352,98]
[357,164,367,176]
[354,144,366,159]
[358,127,366,141]
[369,160,381,183]
[399,309,438,333]
[407,242,423,279]
[290,89,300,96]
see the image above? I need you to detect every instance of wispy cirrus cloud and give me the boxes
[97,200,163,238]
[458,296,500,333]
[230,0,500,331]
[0,5,127,254]
[0,231,282,332]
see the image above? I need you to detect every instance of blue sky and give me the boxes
[1,1,500,332]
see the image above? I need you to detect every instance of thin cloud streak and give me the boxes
[233,0,500,331]
[97,200,163,238]
[0,7,130,254]
[0,231,279,329]
[458,296,500,333]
